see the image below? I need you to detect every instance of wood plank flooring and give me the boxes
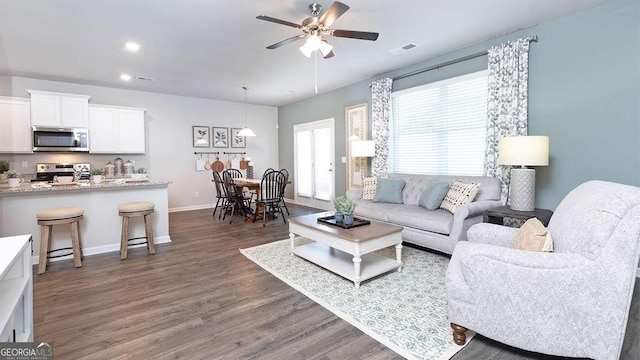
[33,204,639,359]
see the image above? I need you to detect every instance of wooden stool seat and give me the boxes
[37,207,84,274]
[119,201,156,260]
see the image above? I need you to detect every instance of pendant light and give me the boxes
[238,86,256,137]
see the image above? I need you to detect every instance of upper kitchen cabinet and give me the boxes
[0,97,32,153]
[89,104,146,154]
[27,90,91,128]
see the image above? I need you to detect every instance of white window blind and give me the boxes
[389,70,489,176]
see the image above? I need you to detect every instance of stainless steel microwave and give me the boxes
[32,126,89,152]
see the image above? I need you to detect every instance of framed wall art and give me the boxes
[345,103,369,190]
[192,126,210,148]
[231,128,246,148]
[212,127,229,148]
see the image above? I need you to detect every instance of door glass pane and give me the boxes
[314,128,331,201]
[296,131,312,197]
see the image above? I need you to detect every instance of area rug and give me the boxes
[240,239,474,360]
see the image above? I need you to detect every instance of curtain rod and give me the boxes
[379,35,538,82]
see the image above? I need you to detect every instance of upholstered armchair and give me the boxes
[446,181,640,360]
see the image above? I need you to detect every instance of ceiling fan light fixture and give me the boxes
[299,42,314,57]
[319,40,333,57]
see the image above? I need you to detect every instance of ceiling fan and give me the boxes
[257,1,379,59]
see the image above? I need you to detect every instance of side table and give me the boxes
[483,205,553,227]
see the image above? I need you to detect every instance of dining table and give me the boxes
[234,178,290,224]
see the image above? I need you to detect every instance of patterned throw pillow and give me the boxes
[362,177,377,200]
[439,181,479,214]
[515,218,554,252]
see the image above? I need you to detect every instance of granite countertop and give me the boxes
[0,179,171,196]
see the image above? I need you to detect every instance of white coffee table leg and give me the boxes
[353,255,362,288]
[395,243,403,272]
[289,232,296,255]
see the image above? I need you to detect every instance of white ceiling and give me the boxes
[0,0,611,107]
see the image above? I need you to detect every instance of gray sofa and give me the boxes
[346,173,503,254]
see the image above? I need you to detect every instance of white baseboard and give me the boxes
[31,236,171,265]
[169,204,214,213]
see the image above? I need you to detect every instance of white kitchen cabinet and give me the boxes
[0,235,33,343]
[27,90,91,128]
[89,104,145,154]
[0,97,32,153]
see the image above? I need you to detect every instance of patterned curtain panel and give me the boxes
[371,78,393,177]
[484,38,532,202]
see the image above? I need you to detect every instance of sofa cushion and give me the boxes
[419,181,450,210]
[354,200,401,222]
[362,177,377,200]
[440,181,479,213]
[373,178,406,204]
[515,218,554,252]
[387,206,454,235]
[387,173,502,202]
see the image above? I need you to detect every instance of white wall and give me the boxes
[0,75,279,210]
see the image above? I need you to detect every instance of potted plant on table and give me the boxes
[5,170,23,188]
[334,196,357,225]
[0,161,9,182]
[90,169,104,184]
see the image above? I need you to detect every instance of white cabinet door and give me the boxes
[29,93,60,126]
[62,97,89,128]
[118,108,145,154]
[88,106,118,153]
[28,90,90,128]
[0,97,32,153]
[89,105,145,154]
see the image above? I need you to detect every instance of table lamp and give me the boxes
[498,136,549,211]
[350,140,375,177]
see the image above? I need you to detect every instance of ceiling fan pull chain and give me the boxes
[314,50,318,94]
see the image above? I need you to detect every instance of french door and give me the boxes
[294,118,335,210]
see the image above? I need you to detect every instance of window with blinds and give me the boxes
[389,70,489,176]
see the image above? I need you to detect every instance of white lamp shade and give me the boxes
[238,127,256,137]
[499,136,549,166]
[351,140,375,157]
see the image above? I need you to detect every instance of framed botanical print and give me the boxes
[212,127,229,148]
[345,103,369,190]
[192,126,210,148]
[231,128,246,148]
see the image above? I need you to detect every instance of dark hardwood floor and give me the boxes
[34,204,639,359]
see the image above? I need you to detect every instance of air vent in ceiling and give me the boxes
[389,43,417,55]
[135,75,156,82]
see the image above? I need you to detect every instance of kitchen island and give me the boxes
[0,180,172,264]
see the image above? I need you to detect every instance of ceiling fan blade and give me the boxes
[319,2,350,28]
[332,30,379,41]
[266,35,306,50]
[322,50,335,59]
[256,15,301,29]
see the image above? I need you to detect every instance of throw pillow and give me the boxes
[418,181,450,211]
[515,218,554,252]
[361,177,377,200]
[440,181,479,213]
[372,178,406,204]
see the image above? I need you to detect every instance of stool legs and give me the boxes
[70,221,82,268]
[38,225,51,275]
[144,213,156,255]
[120,216,129,260]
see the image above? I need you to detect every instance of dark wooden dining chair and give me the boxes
[278,168,290,215]
[211,171,228,219]
[222,170,251,224]
[252,170,286,226]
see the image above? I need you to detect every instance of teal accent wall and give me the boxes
[279,0,640,209]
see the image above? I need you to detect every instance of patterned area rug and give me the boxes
[240,239,474,360]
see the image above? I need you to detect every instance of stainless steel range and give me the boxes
[33,163,91,183]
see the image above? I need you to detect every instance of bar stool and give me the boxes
[119,201,156,260]
[37,207,84,274]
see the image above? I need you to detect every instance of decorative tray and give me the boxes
[125,179,150,183]
[51,182,78,186]
[317,215,371,229]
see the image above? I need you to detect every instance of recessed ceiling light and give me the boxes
[286,90,295,94]
[124,42,141,52]
[120,74,132,81]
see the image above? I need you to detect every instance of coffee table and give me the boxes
[288,213,403,288]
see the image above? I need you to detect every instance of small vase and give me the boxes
[344,214,355,225]
[334,212,344,223]
[92,175,103,184]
